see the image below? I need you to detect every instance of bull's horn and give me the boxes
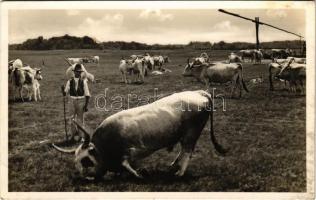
[72,120,91,146]
[52,143,77,154]
[64,58,72,66]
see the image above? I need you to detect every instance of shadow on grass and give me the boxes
[70,168,199,187]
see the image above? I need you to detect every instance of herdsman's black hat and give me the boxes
[73,64,84,72]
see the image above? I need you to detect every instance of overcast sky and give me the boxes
[9,9,305,45]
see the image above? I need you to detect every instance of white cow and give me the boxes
[118,59,134,84]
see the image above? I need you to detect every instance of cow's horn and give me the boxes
[52,143,77,154]
[187,58,190,65]
[72,120,91,146]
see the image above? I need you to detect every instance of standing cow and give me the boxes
[183,60,249,98]
[52,90,226,180]
[276,58,306,94]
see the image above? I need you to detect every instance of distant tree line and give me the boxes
[9,34,304,51]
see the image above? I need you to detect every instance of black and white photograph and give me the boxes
[0,1,315,199]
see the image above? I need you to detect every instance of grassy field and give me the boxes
[8,49,306,192]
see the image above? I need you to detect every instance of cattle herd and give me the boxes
[8,48,306,181]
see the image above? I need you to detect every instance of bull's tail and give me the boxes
[202,92,227,155]
[237,64,249,92]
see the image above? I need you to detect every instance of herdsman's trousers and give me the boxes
[69,97,85,141]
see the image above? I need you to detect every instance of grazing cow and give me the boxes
[183,60,249,98]
[52,90,226,179]
[276,59,306,94]
[228,53,242,63]
[65,63,95,83]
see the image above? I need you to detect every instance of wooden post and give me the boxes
[255,17,260,50]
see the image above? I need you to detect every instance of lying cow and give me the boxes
[52,90,226,180]
[276,58,306,94]
[183,60,249,98]
[228,53,242,63]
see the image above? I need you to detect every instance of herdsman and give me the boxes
[62,64,90,142]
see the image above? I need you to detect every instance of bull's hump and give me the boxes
[104,90,210,125]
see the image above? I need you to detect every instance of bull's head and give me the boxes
[52,120,103,180]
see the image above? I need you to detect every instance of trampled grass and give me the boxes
[8,49,306,191]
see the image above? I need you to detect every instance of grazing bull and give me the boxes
[52,90,226,179]
[183,60,249,98]
[65,60,95,83]
[276,59,306,94]
[228,53,242,63]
